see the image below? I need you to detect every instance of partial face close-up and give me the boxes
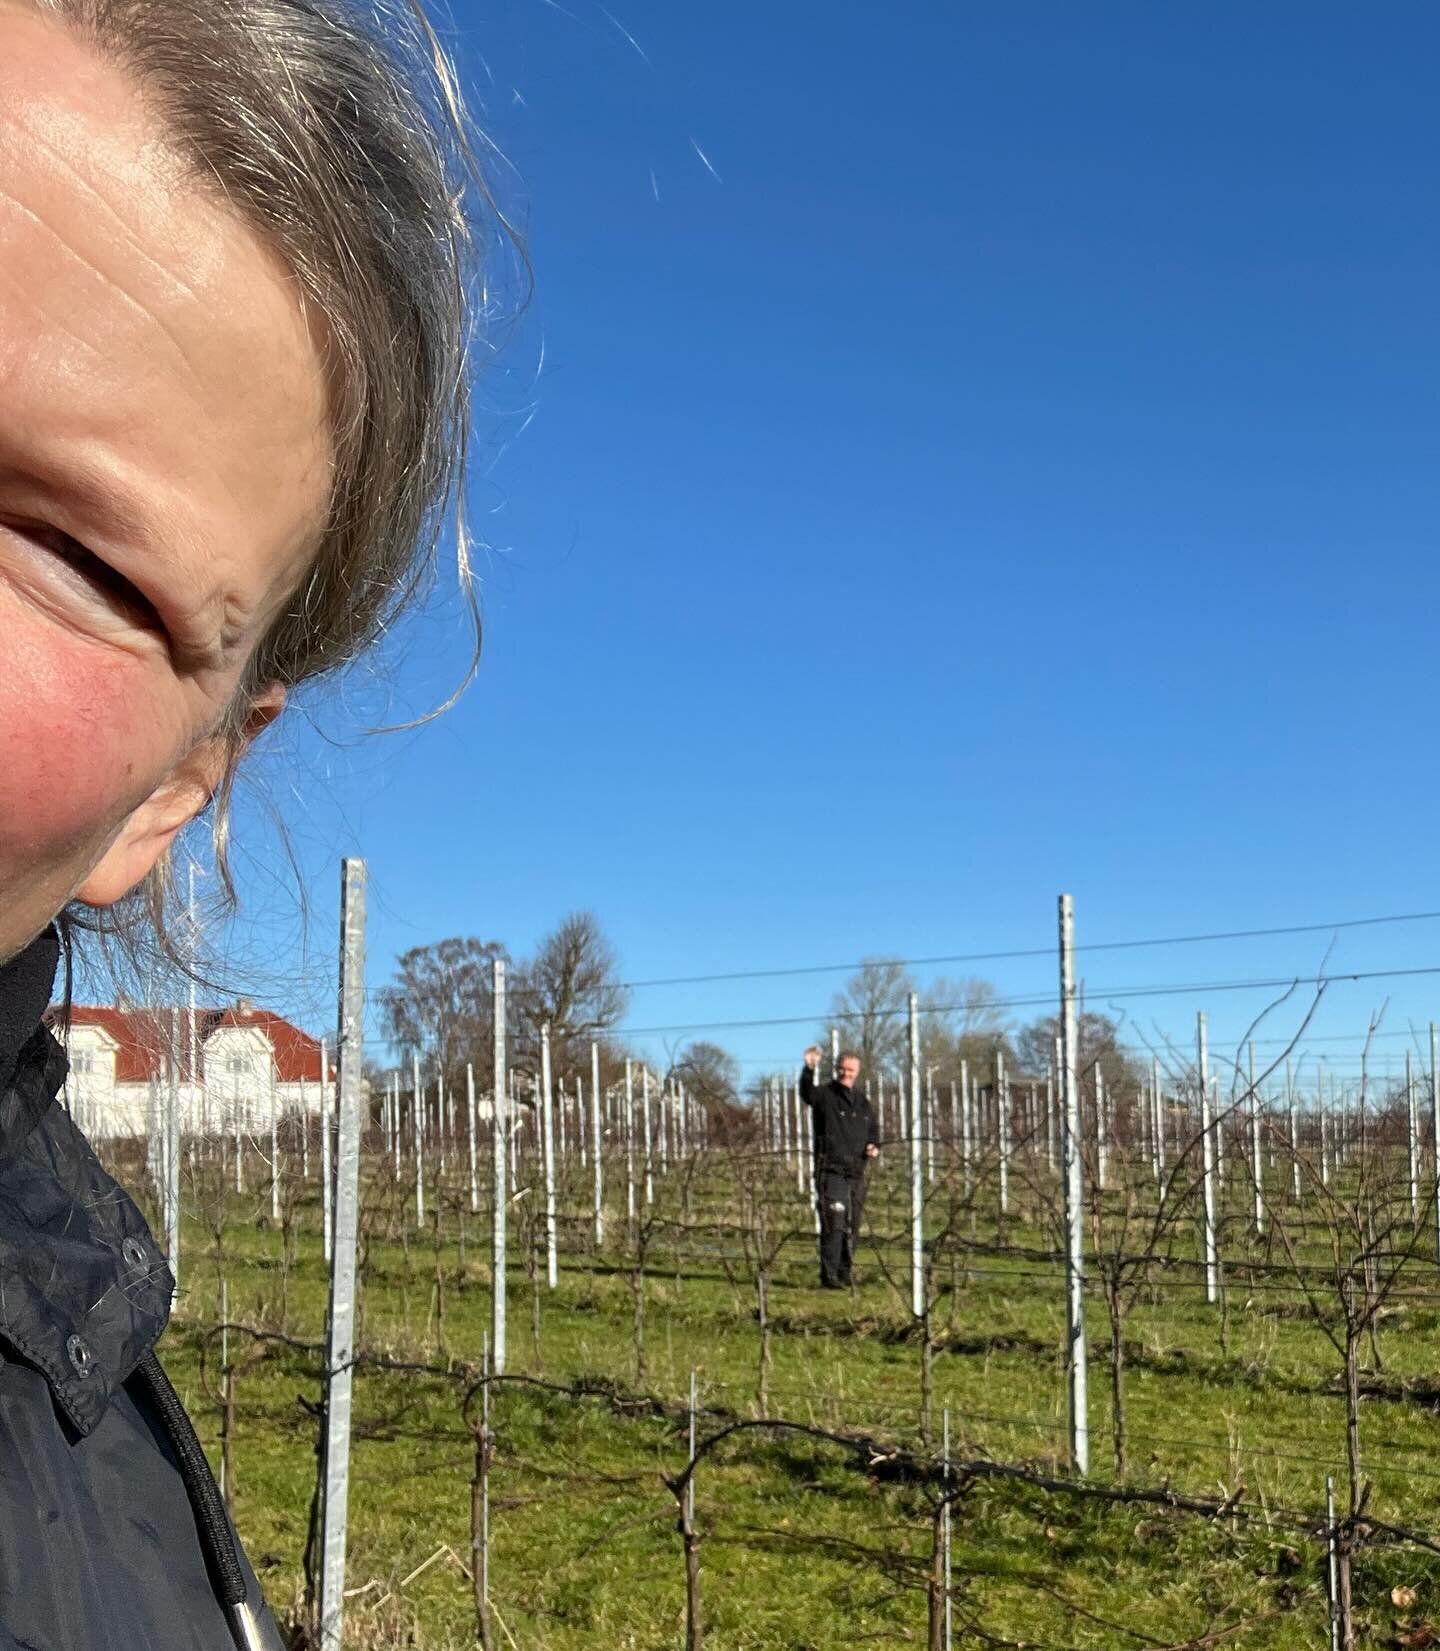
[0,1,330,961]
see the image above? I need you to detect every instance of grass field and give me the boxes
[134,1131,1440,1650]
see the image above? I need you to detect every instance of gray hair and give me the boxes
[38,0,505,957]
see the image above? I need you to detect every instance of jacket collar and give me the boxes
[0,930,173,1435]
[0,926,59,1103]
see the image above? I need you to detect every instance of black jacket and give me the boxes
[0,930,283,1651]
[799,1065,879,1175]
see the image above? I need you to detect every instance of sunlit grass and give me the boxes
[134,1145,1440,1649]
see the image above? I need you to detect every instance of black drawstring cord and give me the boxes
[136,1348,248,1609]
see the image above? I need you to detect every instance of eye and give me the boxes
[7,519,166,637]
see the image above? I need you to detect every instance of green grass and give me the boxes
[134,1143,1440,1649]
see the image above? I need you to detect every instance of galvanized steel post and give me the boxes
[1248,1041,1263,1234]
[1094,1064,1107,1192]
[540,1022,558,1288]
[1431,1025,1439,1265]
[1045,1067,1056,1174]
[908,993,923,1319]
[269,1053,279,1224]
[1407,1049,1419,1220]
[941,1406,953,1651]
[641,1064,654,1206]
[318,858,366,1651]
[491,958,508,1374]
[625,1058,637,1227]
[467,1063,479,1214]
[1326,1475,1341,1651]
[412,1051,425,1226]
[165,1044,181,1291]
[319,1037,330,1258]
[1058,894,1088,1475]
[1287,1057,1300,1199]
[1198,1012,1218,1305]
[591,1041,604,1245]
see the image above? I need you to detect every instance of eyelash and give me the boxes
[32,526,166,637]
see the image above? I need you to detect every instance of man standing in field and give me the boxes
[801,1045,880,1289]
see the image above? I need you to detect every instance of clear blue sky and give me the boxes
[228,0,1440,1091]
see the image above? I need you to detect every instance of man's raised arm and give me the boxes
[799,1045,823,1106]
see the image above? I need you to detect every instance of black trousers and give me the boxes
[816,1166,866,1286]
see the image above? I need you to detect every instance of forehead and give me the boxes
[0,6,329,656]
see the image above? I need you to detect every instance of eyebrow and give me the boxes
[0,430,160,540]
[31,453,161,549]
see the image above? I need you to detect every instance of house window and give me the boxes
[71,1051,94,1075]
[226,1054,249,1075]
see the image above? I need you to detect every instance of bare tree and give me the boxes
[669,1040,740,1108]
[1017,1009,1139,1092]
[513,912,629,1080]
[380,936,509,1086]
[921,977,1015,1086]
[664,1039,746,1153]
[820,959,915,1076]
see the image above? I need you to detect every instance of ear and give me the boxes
[73,686,286,909]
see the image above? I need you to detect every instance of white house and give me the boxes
[56,1000,332,1142]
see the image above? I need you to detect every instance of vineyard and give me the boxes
[84,884,1440,1651]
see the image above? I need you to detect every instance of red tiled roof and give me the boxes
[207,1008,330,1084]
[65,1005,330,1085]
[67,1006,175,1084]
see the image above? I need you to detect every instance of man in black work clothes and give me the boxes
[801,1045,880,1288]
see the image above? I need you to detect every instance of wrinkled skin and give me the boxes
[0,1,330,962]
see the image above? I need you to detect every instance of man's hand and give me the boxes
[865,1142,879,1158]
[803,1045,822,1071]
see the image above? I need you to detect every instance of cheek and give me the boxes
[0,624,177,870]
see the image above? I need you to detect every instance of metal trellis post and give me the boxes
[1094,1063,1107,1193]
[1407,1049,1419,1221]
[491,958,508,1374]
[908,993,923,1320]
[1431,1025,1440,1266]
[468,1063,479,1214]
[942,1406,952,1651]
[1249,1041,1263,1234]
[1198,1012,1218,1306]
[642,1064,654,1206]
[1058,894,1088,1475]
[592,1041,604,1246]
[540,1022,558,1288]
[317,858,366,1651]
[412,1052,425,1226]
[625,1058,637,1228]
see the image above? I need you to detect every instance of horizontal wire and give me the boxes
[608,908,1440,991]
[599,966,1440,1040]
[354,908,1440,1002]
